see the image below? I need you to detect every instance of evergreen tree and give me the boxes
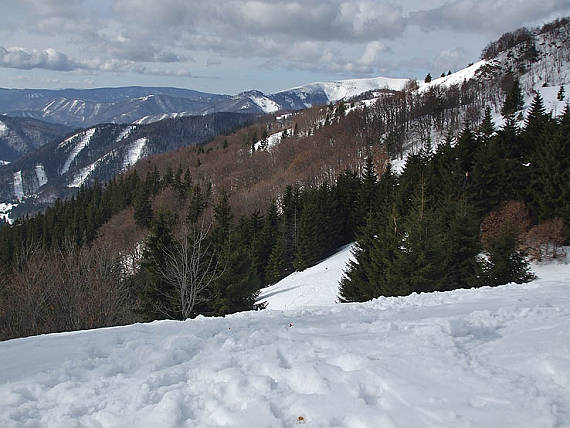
[530,116,570,221]
[557,85,565,101]
[482,228,535,286]
[424,73,432,83]
[501,77,524,118]
[133,185,153,228]
[478,107,495,143]
[523,93,550,158]
[355,156,378,230]
[138,210,178,320]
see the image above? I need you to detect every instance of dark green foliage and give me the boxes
[529,115,570,221]
[425,73,432,83]
[482,228,535,286]
[138,210,178,320]
[501,77,524,118]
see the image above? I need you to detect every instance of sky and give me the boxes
[0,0,568,95]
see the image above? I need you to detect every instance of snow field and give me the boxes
[1,250,569,427]
[59,128,96,175]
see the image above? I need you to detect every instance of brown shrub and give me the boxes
[523,218,566,261]
[480,201,531,250]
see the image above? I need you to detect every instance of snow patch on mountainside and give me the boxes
[13,171,24,200]
[34,164,48,187]
[59,128,96,175]
[68,152,114,188]
[249,95,280,113]
[0,120,8,137]
[253,129,292,152]
[0,160,10,166]
[116,125,136,141]
[420,60,487,92]
[123,137,147,170]
[0,202,17,224]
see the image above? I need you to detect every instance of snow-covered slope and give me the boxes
[258,243,355,309]
[1,247,569,427]
[282,76,410,104]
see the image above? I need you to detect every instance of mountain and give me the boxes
[0,115,71,162]
[1,77,413,128]
[0,112,256,220]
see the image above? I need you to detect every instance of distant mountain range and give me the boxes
[0,112,256,220]
[0,77,410,128]
[0,116,71,162]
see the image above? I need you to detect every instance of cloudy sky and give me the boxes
[0,0,568,94]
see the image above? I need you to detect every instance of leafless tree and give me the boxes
[153,220,222,320]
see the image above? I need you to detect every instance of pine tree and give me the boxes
[355,156,378,230]
[557,85,565,101]
[523,93,550,157]
[138,210,178,320]
[478,107,495,143]
[133,186,153,228]
[501,77,524,118]
[530,117,570,221]
[424,73,432,83]
[482,228,535,286]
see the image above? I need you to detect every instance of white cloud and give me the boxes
[0,46,79,71]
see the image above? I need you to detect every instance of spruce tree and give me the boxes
[501,77,524,118]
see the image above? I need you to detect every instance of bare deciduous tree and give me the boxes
[153,221,222,320]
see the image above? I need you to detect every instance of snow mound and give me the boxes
[1,248,569,427]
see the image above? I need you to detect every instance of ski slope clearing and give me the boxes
[1,252,569,427]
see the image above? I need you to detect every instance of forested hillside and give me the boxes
[0,19,568,340]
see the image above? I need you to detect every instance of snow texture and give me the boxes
[0,160,10,166]
[0,202,16,224]
[419,60,487,93]
[116,125,136,142]
[0,120,8,137]
[283,76,410,103]
[253,129,292,152]
[258,243,355,310]
[249,95,280,113]
[59,128,96,175]
[1,246,569,428]
[12,170,24,200]
[34,164,48,188]
[123,137,147,170]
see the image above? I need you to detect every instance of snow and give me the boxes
[249,95,280,113]
[253,129,292,151]
[0,202,17,224]
[1,245,569,427]
[419,60,488,92]
[258,243,355,310]
[12,170,24,200]
[116,125,136,142]
[282,76,410,103]
[123,137,147,170]
[0,160,10,166]
[34,164,48,188]
[68,152,114,188]
[0,120,8,137]
[59,128,96,175]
